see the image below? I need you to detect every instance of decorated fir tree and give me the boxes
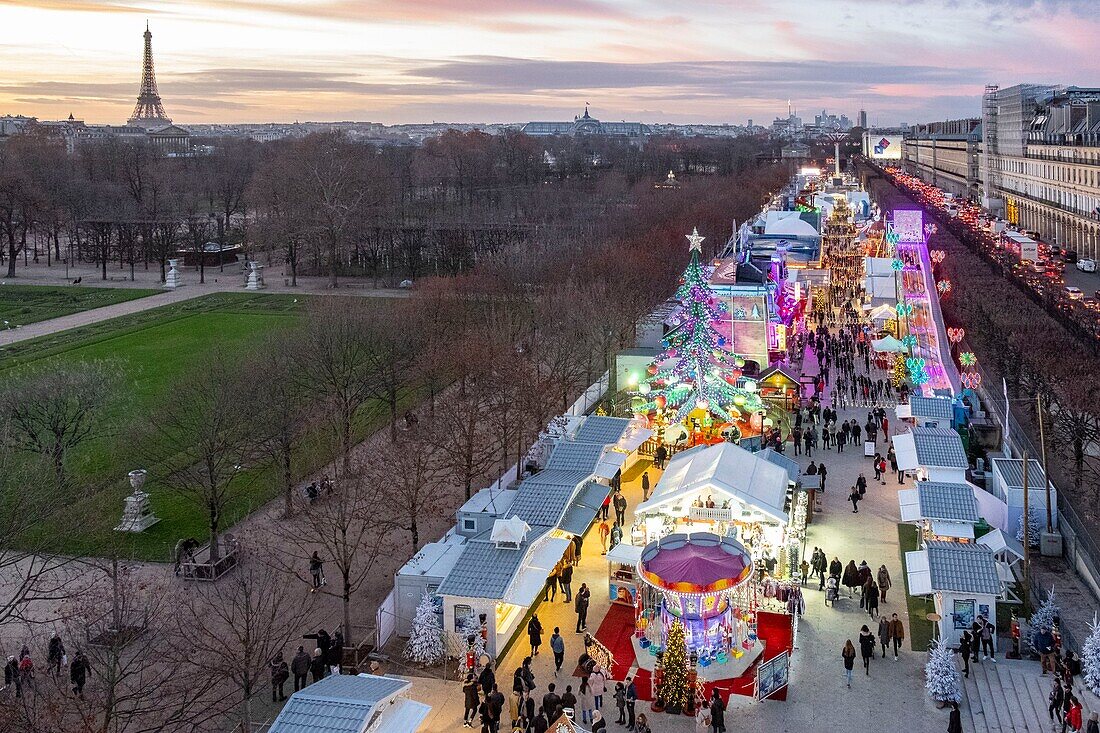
[404,592,445,666]
[659,619,690,715]
[1029,586,1060,649]
[457,614,487,676]
[1082,614,1100,695]
[891,353,908,389]
[634,228,764,424]
[925,640,962,703]
[1015,510,1043,548]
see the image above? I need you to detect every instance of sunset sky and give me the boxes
[1,0,1098,125]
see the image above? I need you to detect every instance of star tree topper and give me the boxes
[686,227,705,252]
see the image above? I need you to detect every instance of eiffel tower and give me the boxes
[128,22,172,129]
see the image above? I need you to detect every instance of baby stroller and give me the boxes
[825,576,840,606]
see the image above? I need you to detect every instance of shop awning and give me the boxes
[872,335,906,353]
[617,425,654,453]
[898,489,921,522]
[892,432,920,472]
[559,482,610,536]
[503,535,573,607]
[930,520,975,540]
[594,450,628,480]
[895,403,912,419]
[606,542,643,566]
[905,550,933,595]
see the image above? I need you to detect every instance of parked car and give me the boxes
[1077,257,1095,272]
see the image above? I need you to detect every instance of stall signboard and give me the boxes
[757,650,790,700]
[952,599,976,630]
[893,210,924,243]
[864,133,902,160]
[610,581,636,606]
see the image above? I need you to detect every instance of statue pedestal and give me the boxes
[245,261,265,290]
[165,259,183,289]
[115,491,160,532]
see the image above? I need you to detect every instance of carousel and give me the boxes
[630,533,764,682]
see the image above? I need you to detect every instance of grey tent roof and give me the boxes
[916,481,980,523]
[573,416,632,445]
[546,442,607,473]
[508,470,591,527]
[925,541,1001,595]
[757,447,800,484]
[559,481,611,536]
[911,427,968,469]
[436,540,530,599]
[269,674,410,733]
[992,458,1048,489]
[909,395,954,420]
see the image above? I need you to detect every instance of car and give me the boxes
[1066,250,1080,264]
[1066,286,1085,300]
[1077,258,1096,272]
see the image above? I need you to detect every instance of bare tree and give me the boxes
[251,331,315,519]
[0,360,121,488]
[356,302,418,442]
[367,431,448,549]
[174,550,315,733]
[270,464,395,647]
[430,377,499,501]
[293,300,377,470]
[148,352,258,562]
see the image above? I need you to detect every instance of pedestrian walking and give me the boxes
[1087,712,1099,733]
[541,684,561,723]
[578,676,594,726]
[598,521,610,554]
[463,673,481,727]
[309,551,326,591]
[877,565,892,603]
[550,627,565,674]
[575,584,590,632]
[590,665,607,709]
[528,614,543,656]
[709,688,726,733]
[959,631,972,679]
[560,563,574,603]
[866,581,880,618]
[613,491,627,526]
[625,676,637,730]
[309,648,326,682]
[948,701,963,733]
[842,560,859,597]
[1068,695,1083,733]
[478,661,496,698]
[849,485,860,512]
[46,633,65,678]
[1050,678,1065,724]
[69,649,90,699]
[977,614,996,662]
[4,655,21,698]
[270,656,289,702]
[819,463,828,492]
[654,445,667,470]
[614,682,627,725]
[888,613,905,660]
[842,640,856,688]
[878,616,891,658]
[859,625,875,674]
[641,472,651,502]
[600,493,611,521]
[545,563,559,602]
[291,645,310,691]
[591,709,607,733]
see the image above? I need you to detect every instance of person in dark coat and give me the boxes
[959,632,972,679]
[842,560,860,597]
[463,673,481,728]
[47,633,65,677]
[948,701,963,733]
[866,581,880,618]
[69,649,90,698]
[328,629,344,674]
[4,655,21,698]
[858,625,876,675]
[528,614,544,656]
[478,661,496,698]
[1050,678,1065,724]
[641,472,651,502]
[709,688,726,733]
[291,646,310,690]
[829,557,843,582]
[575,584,591,632]
[308,648,326,683]
[270,657,289,702]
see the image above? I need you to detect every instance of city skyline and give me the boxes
[1,0,1099,126]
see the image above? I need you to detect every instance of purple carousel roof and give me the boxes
[638,532,753,594]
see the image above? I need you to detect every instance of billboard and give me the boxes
[864,132,902,160]
[893,210,924,243]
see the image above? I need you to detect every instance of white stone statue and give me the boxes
[164,259,182,289]
[115,469,160,533]
[245,261,265,291]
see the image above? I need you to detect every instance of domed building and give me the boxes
[522,105,651,140]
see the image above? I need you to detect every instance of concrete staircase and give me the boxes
[960,658,1100,733]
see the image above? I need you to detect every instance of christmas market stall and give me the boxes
[905,541,1007,648]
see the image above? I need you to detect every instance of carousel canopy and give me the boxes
[638,532,753,594]
[635,442,789,523]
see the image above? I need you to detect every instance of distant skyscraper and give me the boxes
[128,22,172,129]
[858,110,868,128]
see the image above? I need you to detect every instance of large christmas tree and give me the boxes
[659,619,690,715]
[1082,614,1100,695]
[634,229,764,424]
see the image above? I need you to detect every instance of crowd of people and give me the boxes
[461,643,654,733]
[2,633,91,699]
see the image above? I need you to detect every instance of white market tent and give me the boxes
[635,442,790,523]
[872,335,906,353]
[764,210,819,237]
[866,303,898,323]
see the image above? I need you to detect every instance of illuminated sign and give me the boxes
[864,132,902,160]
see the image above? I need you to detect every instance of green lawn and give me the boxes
[0,284,162,327]
[897,523,936,650]
[2,292,418,560]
